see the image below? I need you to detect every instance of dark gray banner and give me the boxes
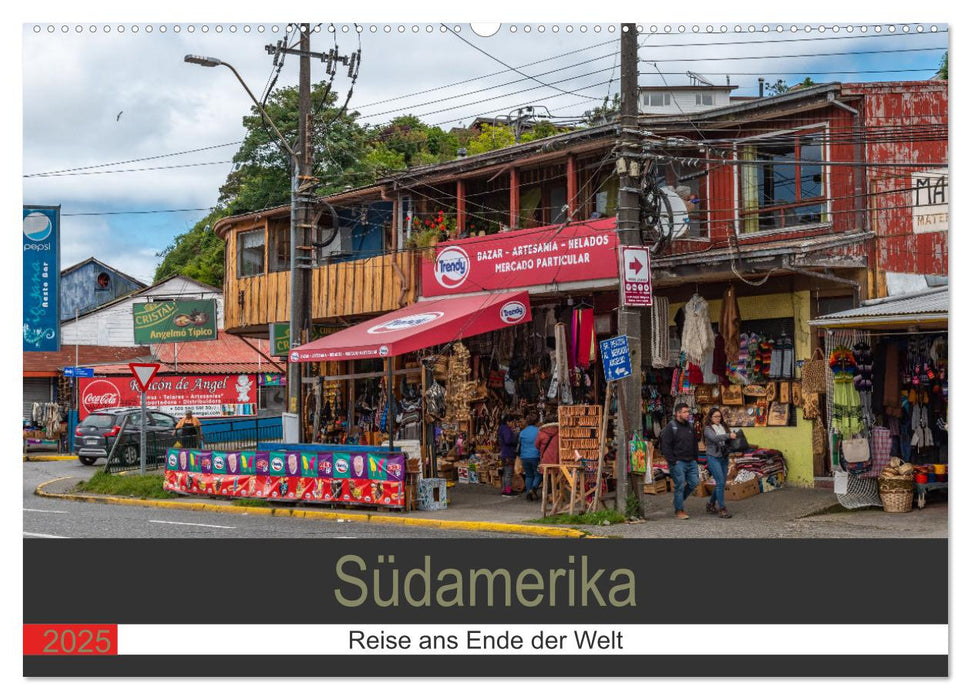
[23,539,947,625]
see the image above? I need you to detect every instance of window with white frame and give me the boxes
[237,229,265,277]
[695,93,714,106]
[648,92,671,107]
[738,130,827,234]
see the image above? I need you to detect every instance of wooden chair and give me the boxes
[540,464,586,517]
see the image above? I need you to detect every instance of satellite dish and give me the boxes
[658,186,690,240]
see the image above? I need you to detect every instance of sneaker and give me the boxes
[525,491,534,501]
[705,502,718,515]
[719,509,733,519]
[675,510,690,520]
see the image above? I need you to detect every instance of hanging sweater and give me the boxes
[681,294,715,364]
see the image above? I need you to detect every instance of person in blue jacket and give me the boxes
[519,413,542,501]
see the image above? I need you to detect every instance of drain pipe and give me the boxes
[782,256,861,306]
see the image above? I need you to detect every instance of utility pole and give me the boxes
[615,23,643,514]
[273,25,318,438]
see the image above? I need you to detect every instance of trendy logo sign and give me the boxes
[367,311,444,334]
[433,246,470,289]
[499,301,527,324]
[80,380,122,414]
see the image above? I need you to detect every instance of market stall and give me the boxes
[809,285,948,512]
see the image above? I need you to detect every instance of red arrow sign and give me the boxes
[628,257,644,275]
[128,363,161,392]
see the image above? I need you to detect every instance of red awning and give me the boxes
[289,291,532,362]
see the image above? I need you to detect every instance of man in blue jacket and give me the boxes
[659,403,699,520]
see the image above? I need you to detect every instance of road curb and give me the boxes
[33,477,588,539]
[24,455,78,462]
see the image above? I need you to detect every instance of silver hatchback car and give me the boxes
[74,408,178,466]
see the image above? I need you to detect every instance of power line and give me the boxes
[61,208,214,217]
[22,142,241,178]
[24,160,234,178]
[441,23,601,101]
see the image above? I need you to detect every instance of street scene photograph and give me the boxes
[22,20,949,541]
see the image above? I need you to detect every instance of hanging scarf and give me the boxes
[720,285,741,363]
[650,296,671,368]
[681,293,715,365]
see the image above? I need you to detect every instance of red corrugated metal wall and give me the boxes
[853,82,948,275]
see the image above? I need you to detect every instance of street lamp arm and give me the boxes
[184,54,296,158]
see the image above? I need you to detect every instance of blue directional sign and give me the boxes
[599,335,632,382]
[63,366,94,378]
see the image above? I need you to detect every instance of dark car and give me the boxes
[74,408,179,466]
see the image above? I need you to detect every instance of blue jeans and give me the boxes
[670,460,700,512]
[706,454,728,509]
[521,457,541,491]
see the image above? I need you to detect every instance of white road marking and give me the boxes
[23,532,68,539]
[24,508,69,514]
[149,520,236,530]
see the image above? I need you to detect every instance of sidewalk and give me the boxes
[36,472,947,538]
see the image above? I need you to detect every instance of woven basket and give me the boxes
[879,477,914,513]
[801,348,827,394]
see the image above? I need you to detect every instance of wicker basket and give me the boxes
[879,477,914,513]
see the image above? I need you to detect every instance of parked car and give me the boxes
[74,408,179,466]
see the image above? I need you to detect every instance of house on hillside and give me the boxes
[60,257,146,321]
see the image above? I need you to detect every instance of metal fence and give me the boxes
[104,421,284,474]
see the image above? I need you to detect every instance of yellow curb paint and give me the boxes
[24,455,78,462]
[33,479,588,538]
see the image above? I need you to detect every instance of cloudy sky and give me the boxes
[21,15,948,284]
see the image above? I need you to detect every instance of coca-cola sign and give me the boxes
[80,380,122,414]
[77,374,258,419]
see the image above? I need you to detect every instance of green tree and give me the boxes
[582,94,620,125]
[153,208,227,287]
[936,52,948,80]
[766,77,816,96]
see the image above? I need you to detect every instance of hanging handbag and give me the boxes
[802,393,820,420]
[801,347,827,393]
[841,436,871,463]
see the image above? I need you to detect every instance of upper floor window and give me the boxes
[267,219,290,273]
[739,130,827,234]
[648,92,671,107]
[238,228,265,277]
[695,93,714,106]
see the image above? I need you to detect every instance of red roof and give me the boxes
[23,346,150,377]
[93,334,285,375]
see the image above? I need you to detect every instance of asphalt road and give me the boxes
[23,459,531,539]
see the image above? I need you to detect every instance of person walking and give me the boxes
[702,407,735,518]
[174,409,202,449]
[497,414,519,497]
[518,413,542,501]
[659,403,700,520]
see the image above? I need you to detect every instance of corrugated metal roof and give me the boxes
[92,334,285,376]
[23,345,150,376]
[810,286,948,326]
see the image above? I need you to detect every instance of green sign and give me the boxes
[269,323,340,357]
[133,299,217,344]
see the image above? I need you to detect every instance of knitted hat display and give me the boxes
[852,342,874,391]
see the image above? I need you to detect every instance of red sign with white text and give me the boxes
[421,217,619,296]
[77,374,258,419]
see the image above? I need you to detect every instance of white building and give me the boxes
[639,84,738,115]
[60,275,224,346]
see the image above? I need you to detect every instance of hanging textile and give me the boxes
[700,347,718,384]
[853,341,875,431]
[720,284,741,363]
[910,403,934,449]
[548,322,573,405]
[829,345,863,436]
[649,296,671,368]
[575,308,595,369]
[681,293,715,365]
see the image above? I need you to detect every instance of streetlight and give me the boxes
[185,53,305,439]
